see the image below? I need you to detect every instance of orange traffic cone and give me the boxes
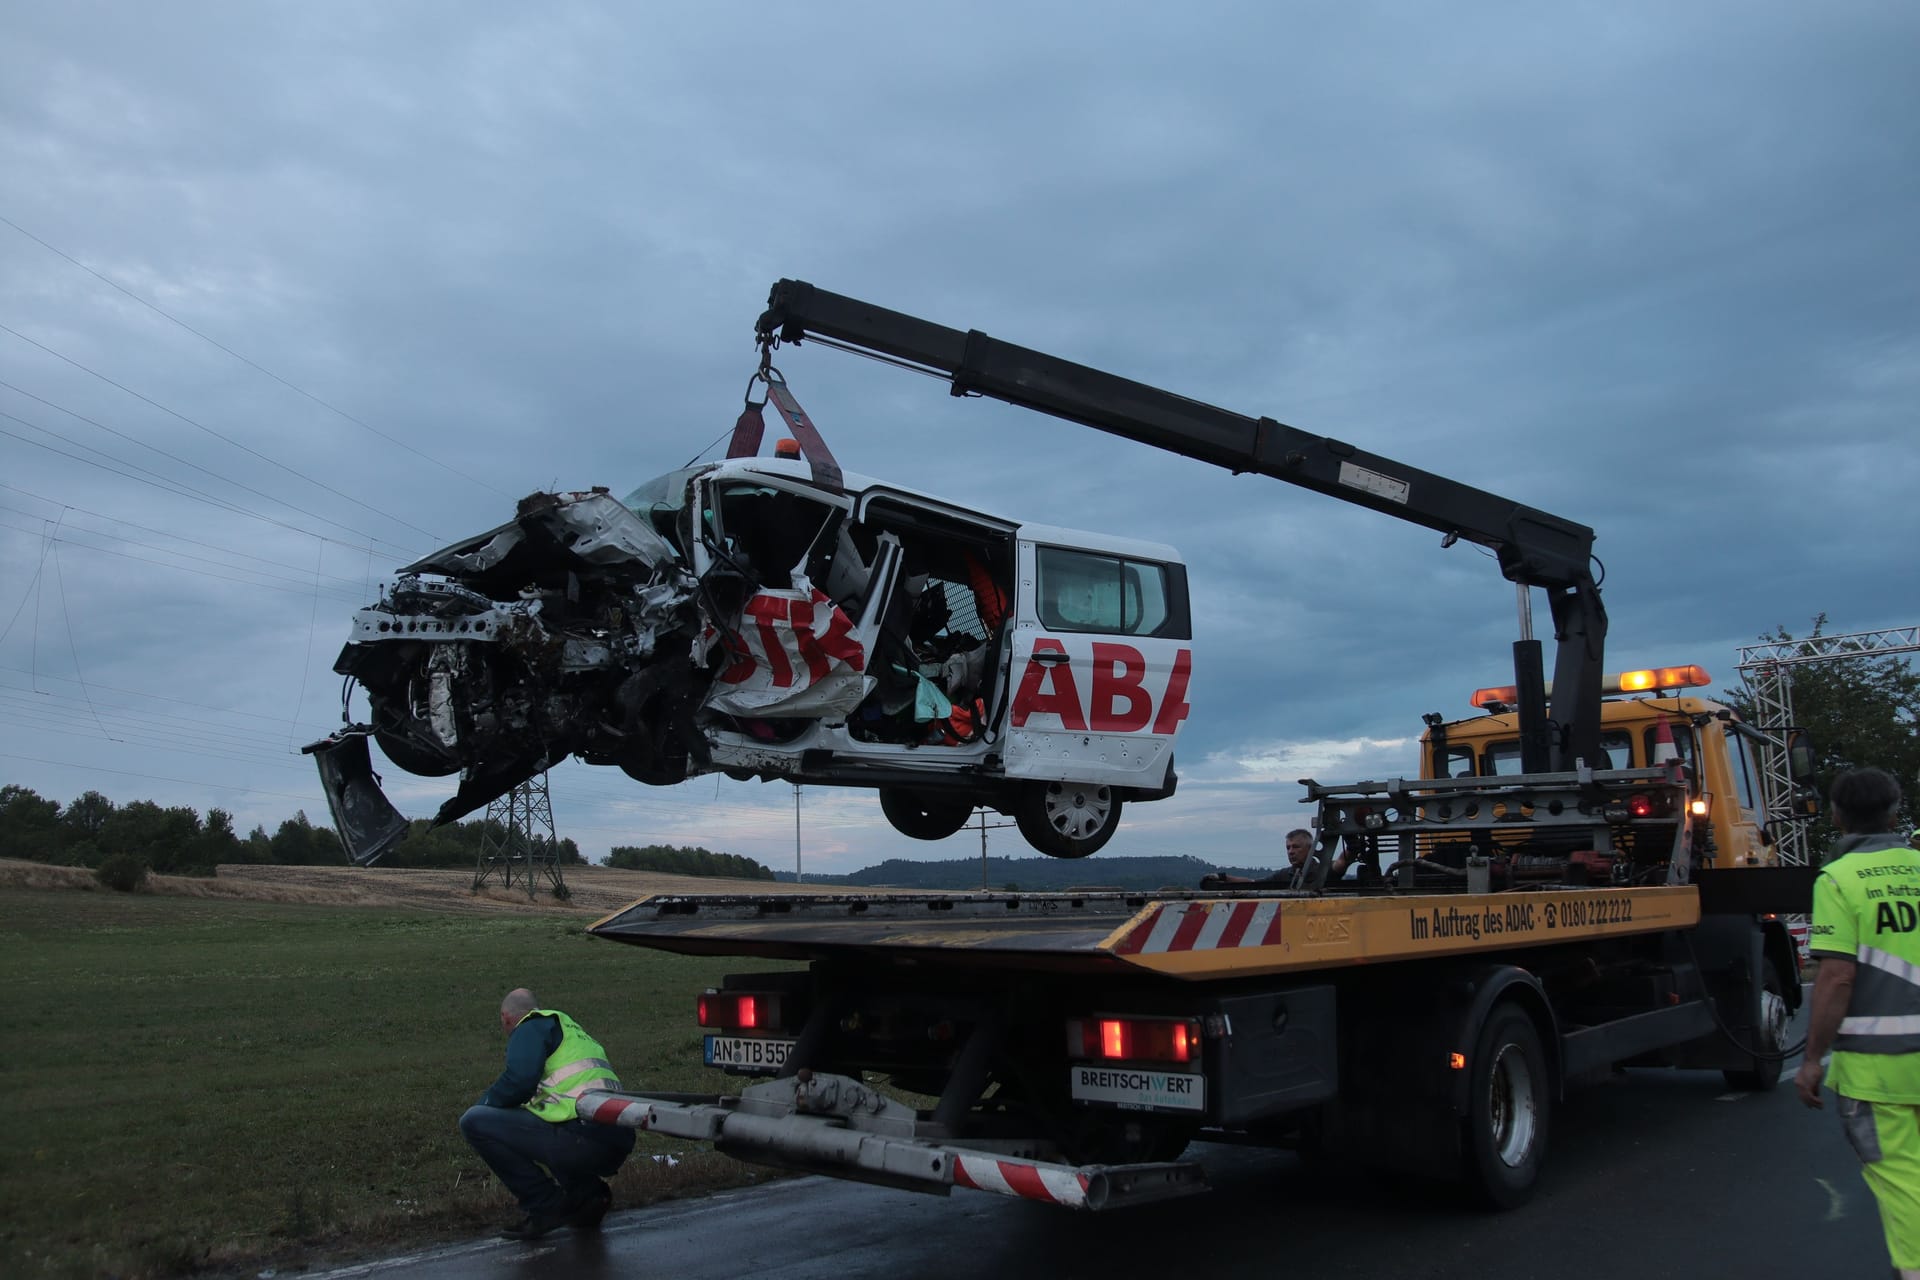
[1652,717,1680,767]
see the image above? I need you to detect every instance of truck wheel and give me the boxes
[879,789,975,841]
[1463,1005,1550,1209]
[1015,782,1121,859]
[1723,966,1788,1091]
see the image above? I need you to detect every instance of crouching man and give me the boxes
[460,988,636,1239]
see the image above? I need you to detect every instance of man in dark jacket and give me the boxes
[459,988,637,1239]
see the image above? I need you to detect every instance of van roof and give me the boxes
[702,458,1183,563]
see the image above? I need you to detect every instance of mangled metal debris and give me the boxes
[310,458,1194,865]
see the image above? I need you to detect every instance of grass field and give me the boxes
[0,885,797,1279]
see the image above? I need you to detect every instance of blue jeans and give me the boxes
[459,1105,636,1215]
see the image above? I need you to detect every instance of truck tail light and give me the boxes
[1689,795,1711,818]
[1069,1016,1200,1065]
[697,991,780,1030]
[1604,792,1662,821]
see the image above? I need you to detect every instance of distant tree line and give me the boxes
[0,784,582,879]
[606,844,774,879]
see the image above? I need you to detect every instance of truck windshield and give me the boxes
[1484,731,1632,775]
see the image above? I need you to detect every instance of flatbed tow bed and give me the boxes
[573,879,1752,1212]
[588,884,1703,978]
[575,761,1807,1211]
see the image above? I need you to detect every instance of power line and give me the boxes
[0,749,321,803]
[0,697,305,760]
[2,381,421,555]
[0,527,55,648]
[0,517,368,603]
[0,322,443,541]
[0,503,369,597]
[0,663,305,726]
[0,410,410,559]
[1,706,315,772]
[0,211,514,500]
[0,681,309,747]
[0,485,371,588]
[47,541,118,741]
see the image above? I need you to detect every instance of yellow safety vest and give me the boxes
[521,1008,622,1123]
[1813,834,1920,1103]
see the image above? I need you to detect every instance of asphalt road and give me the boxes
[313,1005,1890,1280]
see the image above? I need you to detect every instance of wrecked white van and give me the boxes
[315,456,1192,861]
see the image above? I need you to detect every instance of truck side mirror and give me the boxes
[1785,728,1817,786]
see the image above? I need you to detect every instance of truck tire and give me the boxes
[879,789,975,841]
[1723,966,1788,1091]
[1015,782,1121,858]
[1463,1004,1550,1209]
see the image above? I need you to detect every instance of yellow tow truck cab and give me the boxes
[1424,663,1814,872]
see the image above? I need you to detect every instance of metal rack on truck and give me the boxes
[572,282,1821,1210]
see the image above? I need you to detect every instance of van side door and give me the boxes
[1003,539,1192,790]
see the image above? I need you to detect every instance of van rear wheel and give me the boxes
[1015,782,1121,858]
[879,789,975,841]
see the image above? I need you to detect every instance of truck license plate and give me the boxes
[1069,1065,1205,1112]
[704,1035,794,1072]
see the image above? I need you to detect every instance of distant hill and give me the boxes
[775,854,1280,892]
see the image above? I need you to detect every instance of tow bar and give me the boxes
[578,1071,1206,1211]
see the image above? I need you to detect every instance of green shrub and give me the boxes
[94,853,148,893]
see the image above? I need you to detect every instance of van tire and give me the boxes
[879,789,975,841]
[1015,782,1121,859]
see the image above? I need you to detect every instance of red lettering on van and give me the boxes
[1010,639,1087,731]
[1151,648,1192,735]
[1011,642,1194,736]
[1088,642,1152,732]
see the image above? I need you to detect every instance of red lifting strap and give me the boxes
[725,373,843,493]
[766,377,843,493]
[725,403,766,459]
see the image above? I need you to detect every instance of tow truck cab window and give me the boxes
[1724,730,1765,819]
[1437,745,1476,778]
[1483,731,1633,776]
[1641,723,1697,769]
[1036,546,1190,639]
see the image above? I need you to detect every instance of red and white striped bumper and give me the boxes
[577,1082,1204,1211]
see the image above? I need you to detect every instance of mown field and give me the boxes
[0,882,799,1279]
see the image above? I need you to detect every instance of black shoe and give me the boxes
[567,1183,613,1231]
[500,1209,567,1241]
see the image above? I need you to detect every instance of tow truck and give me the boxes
[562,281,1820,1210]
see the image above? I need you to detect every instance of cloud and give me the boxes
[2,1,1915,870]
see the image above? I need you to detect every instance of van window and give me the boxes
[1036,547,1188,638]
[1484,731,1632,775]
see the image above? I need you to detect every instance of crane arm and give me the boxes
[756,279,1607,771]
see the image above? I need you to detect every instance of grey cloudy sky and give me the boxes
[3,1,1916,876]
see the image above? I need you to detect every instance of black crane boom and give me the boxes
[756,279,1608,772]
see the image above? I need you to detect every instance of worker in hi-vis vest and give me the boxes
[459,988,636,1240]
[1800,767,1920,1279]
